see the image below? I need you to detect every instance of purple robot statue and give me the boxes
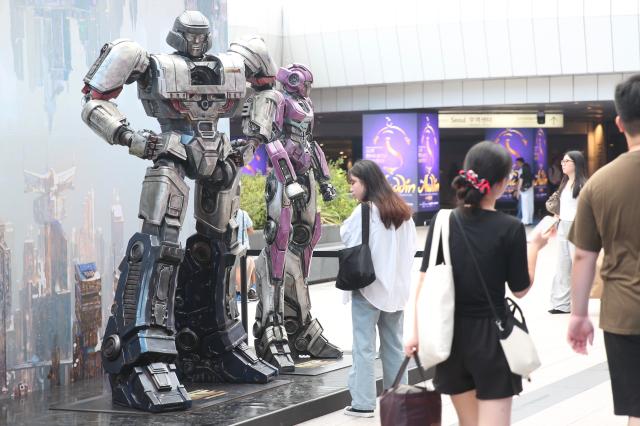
[241,64,342,372]
[80,11,279,412]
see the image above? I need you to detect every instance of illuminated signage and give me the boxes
[439,113,563,128]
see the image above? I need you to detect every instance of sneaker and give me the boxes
[248,285,258,301]
[343,406,374,418]
[548,309,570,314]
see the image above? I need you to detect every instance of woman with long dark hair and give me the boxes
[340,160,417,418]
[549,150,588,314]
[404,142,549,426]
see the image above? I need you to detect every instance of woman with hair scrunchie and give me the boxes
[404,141,552,426]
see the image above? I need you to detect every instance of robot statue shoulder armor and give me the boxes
[83,39,150,96]
[228,36,277,86]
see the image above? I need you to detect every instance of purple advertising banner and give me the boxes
[363,114,418,209]
[533,129,549,200]
[485,128,534,201]
[242,144,268,175]
[417,114,440,211]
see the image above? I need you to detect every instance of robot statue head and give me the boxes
[276,64,313,97]
[166,11,212,58]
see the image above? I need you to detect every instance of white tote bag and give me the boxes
[417,209,455,369]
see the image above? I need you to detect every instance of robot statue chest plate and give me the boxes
[284,96,314,134]
[142,53,246,120]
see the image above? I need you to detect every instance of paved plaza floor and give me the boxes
[256,225,627,426]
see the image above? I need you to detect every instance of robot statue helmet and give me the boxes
[276,64,313,97]
[166,10,212,58]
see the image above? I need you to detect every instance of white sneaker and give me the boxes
[343,406,374,418]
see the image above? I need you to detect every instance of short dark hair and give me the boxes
[452,141,512,209]
[348,160,412,229]
[515,157,524,163]
[614,74,640,136]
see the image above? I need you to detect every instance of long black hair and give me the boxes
[348,160,412,229]
[451,141,512,209]
[557,150,587,199]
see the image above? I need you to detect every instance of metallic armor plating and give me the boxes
[242,64,342,372]
[81,11,278,413]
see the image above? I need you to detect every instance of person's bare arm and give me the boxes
[512,228,550,298]
[247,226,255,236]
[567,248,598,354]
[403,272,425,355]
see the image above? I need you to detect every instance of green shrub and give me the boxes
[239,160,357,230]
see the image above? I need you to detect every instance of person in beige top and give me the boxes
[568,74,640,425]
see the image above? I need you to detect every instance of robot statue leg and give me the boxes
[102,164,191,412]
[253,173,295,372]
[284,173,342,359]
[175,158,277,383]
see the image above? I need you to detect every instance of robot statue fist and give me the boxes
[125,129,161,159]
[229,138,255,167]
[127,130,188,162]
[319,182,337,202]
[285,182,307,210]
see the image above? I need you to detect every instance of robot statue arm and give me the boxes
[241,89,305,208]
[81,39,161,160]
[310,141,337,202]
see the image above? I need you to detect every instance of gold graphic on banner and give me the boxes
[373,117,411,174]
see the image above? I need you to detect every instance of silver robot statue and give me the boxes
[80,11,279,412]
[241,63,342,372]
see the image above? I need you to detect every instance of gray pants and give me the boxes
[550,220,575,312]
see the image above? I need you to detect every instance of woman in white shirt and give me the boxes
[340,160,417,418]
[549,151,587,314]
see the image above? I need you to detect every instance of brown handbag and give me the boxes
[545,190,560,215]
[380,354,442,426]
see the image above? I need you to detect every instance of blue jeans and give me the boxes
[348,291,406,410]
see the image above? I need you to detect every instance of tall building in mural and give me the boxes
[21,168,75,368]
[20,239,39,362]
[8,0,146,127]
[72,263,102,381]
[107,192,125,327]
[75,190,97,264]
[0,221,12,393]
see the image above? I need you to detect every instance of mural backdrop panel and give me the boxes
[0,0,228,395]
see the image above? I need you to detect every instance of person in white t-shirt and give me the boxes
[549,151,587,314]
[340,160,417,418]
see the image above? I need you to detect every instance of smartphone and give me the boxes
[527,216,558,242]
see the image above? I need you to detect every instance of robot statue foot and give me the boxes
[254,325,295,373]
[177,342,278,384]
[110,362,191,413]
[288,318,343,359]
[221,342,279,383]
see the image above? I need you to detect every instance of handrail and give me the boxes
[238,249,424,341]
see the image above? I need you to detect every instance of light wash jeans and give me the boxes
[550,220,575,312]
[348,291,406,411]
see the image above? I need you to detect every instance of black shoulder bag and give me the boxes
[335,203,377,290]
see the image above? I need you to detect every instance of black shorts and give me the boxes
[603,331,640,417]
[434,316,522,400]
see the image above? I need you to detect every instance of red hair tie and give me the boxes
[458,169,490,195]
